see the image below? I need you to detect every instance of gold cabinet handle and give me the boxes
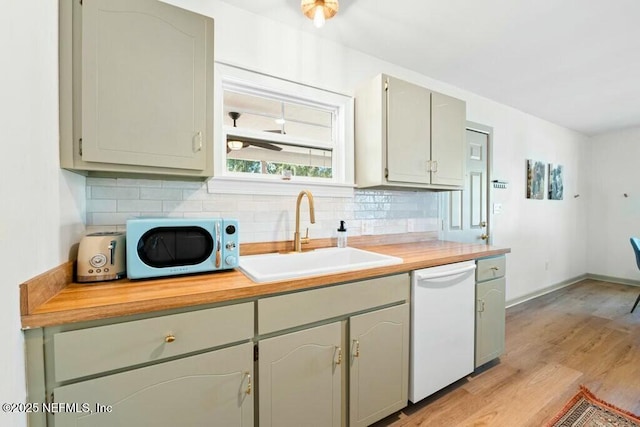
[336,346,343,365]
[478,299,485,312]
[165,334,176,343]
[245,372,252,395]
[490,266,500,271]
[353,340,360,358]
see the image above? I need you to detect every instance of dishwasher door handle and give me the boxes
[414,264,476,281]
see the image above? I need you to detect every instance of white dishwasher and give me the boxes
[409,260,476,403]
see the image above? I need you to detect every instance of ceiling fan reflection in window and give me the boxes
[226,112,283,153]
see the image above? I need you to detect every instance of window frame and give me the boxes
[208,63,354,197]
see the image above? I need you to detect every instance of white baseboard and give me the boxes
[586,274,640,287]
[506,273,640,309]
[506,274,588,308]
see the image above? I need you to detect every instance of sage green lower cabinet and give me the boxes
[52,342,253,427]
[259,322,343,427]
[27,275,411,427]
[257,274,410,427]
[349,304,409,427]
[32,302,254,427]
[475,256,507,368]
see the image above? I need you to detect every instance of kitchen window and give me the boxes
[208,63,354,196]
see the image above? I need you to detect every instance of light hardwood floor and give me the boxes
[373,279,640,426]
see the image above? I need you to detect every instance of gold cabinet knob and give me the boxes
[165,334,176,343]
[481,233,489,240]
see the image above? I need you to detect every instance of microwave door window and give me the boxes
[138,227,214,267]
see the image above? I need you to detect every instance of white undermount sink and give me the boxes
[238,247,403,283]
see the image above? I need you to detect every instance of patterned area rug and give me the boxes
[547,386,640,427]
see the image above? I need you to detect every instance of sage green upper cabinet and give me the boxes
[386,78,432,185]
[59,0,214,179]
[355,74,466,190]
[431,91,466,186]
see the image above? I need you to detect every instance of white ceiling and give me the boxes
[218,0,640,136]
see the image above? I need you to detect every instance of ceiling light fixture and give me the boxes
[301,0,339,28]
[227,140,244,151]
[227,111,244,151]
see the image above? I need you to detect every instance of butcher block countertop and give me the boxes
[20,239,510,329]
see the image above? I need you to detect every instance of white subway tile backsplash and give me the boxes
[140,188,183,201]
[91,212,138,226]
[87,177,117,187]
[89,186,118,200]
[86,178,441,242]
[91,186,139,200]
[117,200,162,212]
[86,199,116,213]
[117,178,162,188]
[182,188,213,201]
[161,180,204,189]
[162,200,203,212]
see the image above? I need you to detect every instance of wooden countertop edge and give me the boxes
[20,242,510,329]
[20,260,74,316]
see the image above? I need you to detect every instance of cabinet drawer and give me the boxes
[53,302,253,382]
[259,274,409,335]
[476,256,506,282]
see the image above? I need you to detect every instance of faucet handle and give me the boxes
[301,227,311,244]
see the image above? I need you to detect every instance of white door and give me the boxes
[442,125,491,244]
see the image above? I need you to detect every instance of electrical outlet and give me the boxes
[361,221,374,235]
[407,219,416,232]
[493,203,503,214]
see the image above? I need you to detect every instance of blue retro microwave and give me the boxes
[126,217,239,280]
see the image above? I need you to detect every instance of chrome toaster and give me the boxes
[76,232,126,283]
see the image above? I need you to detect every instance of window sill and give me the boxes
[206,176,355,197]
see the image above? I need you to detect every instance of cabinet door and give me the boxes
[259,322,342,427]
[386,76,431,184]
[476,277,506,367]
[350,304,409,427]
[53,342,253,427]
[431,91,466,186]
[81,0,213,171]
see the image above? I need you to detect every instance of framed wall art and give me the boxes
[548,163,564,200]
[526,159,545,199]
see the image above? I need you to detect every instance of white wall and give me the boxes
[588,126,640,281]
[165,0,591,303]
[0,2,85,425]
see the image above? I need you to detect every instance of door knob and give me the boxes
[481,233,489,241]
